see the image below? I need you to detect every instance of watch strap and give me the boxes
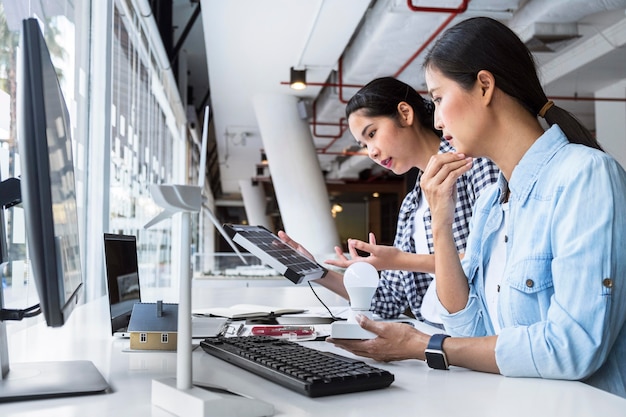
[427,333,450,351]
[425,333,450,370]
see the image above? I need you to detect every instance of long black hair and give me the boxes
[423,17,603,151]
[345,77,440,136]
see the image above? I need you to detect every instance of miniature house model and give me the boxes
[128,301,178,350]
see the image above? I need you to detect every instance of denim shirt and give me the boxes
[439,125,626,398]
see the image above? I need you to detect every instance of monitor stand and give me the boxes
[0,294,109,402]
[0,359,109,401]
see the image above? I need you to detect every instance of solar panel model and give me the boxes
[223,224,327,284]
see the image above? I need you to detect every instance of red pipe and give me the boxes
[406,0,469,13]
[300,0,626,149]
[394,11,459,78]
[314,0,469,142]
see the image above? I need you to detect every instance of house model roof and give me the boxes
[127,301,178,333]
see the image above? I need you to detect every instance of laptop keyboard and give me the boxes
[200,335,394,397]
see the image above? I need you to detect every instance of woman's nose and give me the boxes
[368,146,379,160]
[434,109,444,131]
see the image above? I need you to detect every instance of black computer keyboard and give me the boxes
[199,335,394,397]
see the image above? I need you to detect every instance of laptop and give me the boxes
[103,233,227,338]
[223,224,328,284]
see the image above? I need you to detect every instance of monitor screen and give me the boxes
[17,17,83,327]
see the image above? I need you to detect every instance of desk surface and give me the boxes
[2,284,626,416]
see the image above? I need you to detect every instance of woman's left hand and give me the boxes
[327,315,430,362]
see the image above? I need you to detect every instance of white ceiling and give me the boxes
[172,0,626,200]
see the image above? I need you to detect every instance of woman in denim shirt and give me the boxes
[329,17,626,398]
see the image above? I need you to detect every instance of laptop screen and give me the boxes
[103,233,141,334]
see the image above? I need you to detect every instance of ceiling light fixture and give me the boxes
[290,67,307,90]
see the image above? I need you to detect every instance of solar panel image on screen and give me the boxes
[224,224,327,284]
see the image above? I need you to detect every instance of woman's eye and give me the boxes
[368,130,375,139]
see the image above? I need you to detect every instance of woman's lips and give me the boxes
[380,158,392,169]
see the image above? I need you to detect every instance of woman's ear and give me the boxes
[476,70,495,104]
[397,101,414,126]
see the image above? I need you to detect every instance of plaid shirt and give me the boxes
[372,140,499,320]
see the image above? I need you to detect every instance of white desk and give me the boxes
[2,284,626,416]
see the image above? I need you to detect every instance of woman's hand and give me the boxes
[421,153,473,228]
[324,233,403,271]
[277,230,315,261]
[327,315,430,362]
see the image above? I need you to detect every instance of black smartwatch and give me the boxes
[424,333,450,370]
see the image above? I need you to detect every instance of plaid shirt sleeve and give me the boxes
[372,141,499,320]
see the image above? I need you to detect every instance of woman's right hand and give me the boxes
[277,230,315,261]
[421,152,473,227]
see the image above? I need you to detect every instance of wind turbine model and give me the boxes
[145,107,273,417]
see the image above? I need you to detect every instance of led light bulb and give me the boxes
[330,262,379,339]
[343,262,379,321]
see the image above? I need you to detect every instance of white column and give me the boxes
[595,81,626,168]
[251,94,340,259]
[239,179,272,229]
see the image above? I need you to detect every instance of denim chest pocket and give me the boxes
[503,257,554,325]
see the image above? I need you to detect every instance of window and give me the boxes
[161,333,168,344]
[140,332,147,343]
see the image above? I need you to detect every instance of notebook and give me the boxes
[103,233,227,338]
[223,224,328,284]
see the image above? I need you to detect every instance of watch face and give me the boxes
[425,350,448,370]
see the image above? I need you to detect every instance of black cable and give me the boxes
[0,303,41,321]
[307,282,345,322]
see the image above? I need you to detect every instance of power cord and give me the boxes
[307,282,345,322]
[0,303,41,321]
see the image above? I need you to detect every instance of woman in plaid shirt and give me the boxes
[280,77,499,325]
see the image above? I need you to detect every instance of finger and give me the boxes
[351,239,375,254]
[326,338,370,353]
[277,230,294,246]
[325,256,354,268]
[368,232,377,245]
[332,246,349,261]
[347,239,360,258]
[354,314,381,333]
[423,153,468,178]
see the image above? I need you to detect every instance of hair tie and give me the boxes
[538,100,554,118]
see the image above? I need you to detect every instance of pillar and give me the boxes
[251,94,340,259]
[239,179,272,230]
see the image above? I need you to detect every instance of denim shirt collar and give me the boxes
[504,124,568,204]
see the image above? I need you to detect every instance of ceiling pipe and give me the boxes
[297,0,626,163]
[406,0,469,13]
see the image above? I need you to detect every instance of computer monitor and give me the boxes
[0,17,108,402]
[17,18,83,329]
